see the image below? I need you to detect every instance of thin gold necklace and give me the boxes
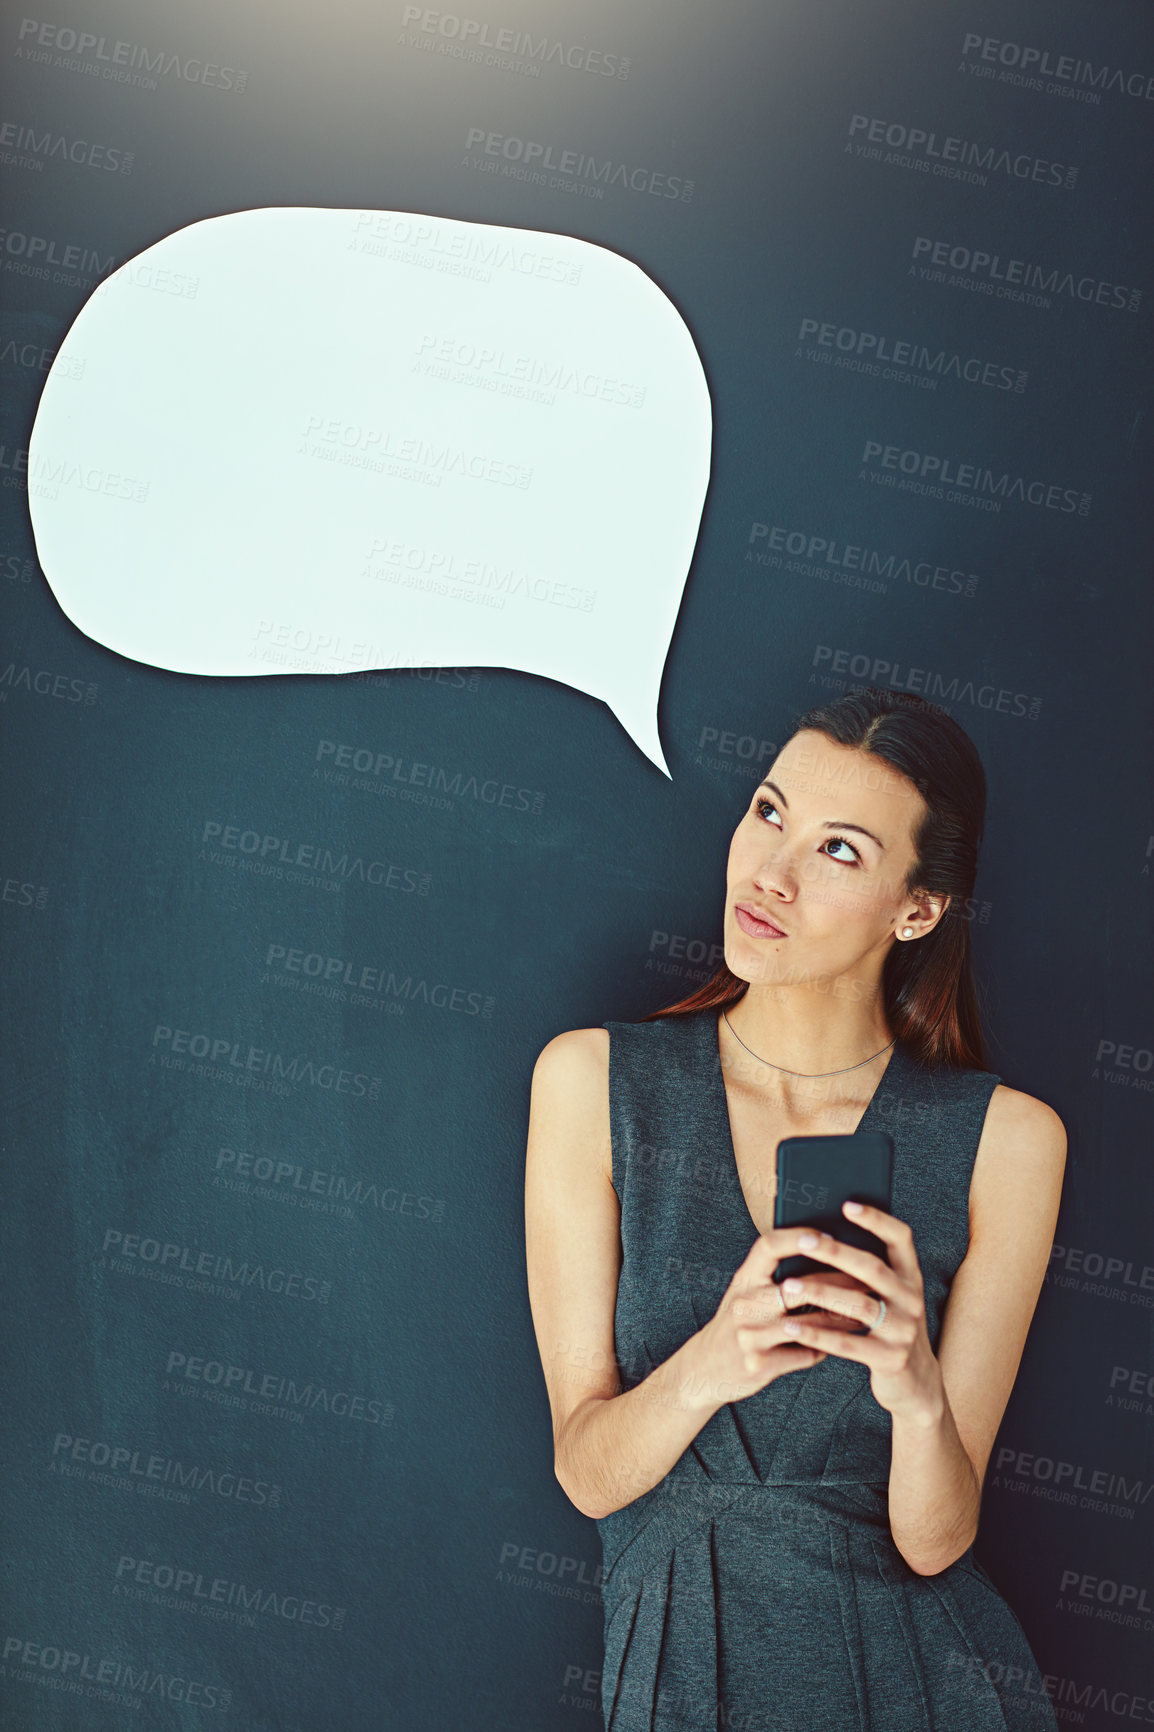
[722,1008,896,1078]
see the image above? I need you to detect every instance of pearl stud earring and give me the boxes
[901,926,915,938]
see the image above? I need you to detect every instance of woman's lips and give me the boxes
[735,903,787,939]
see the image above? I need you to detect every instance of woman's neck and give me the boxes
[718,991,895,1112]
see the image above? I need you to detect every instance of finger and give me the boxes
[738,1308,854,1348]
[734,1236,783,1291]
[732,1291,790,1325]
[841,1201,921,1279]
[792,1230,907,1304]
[816,1269,877,1293]
[780,1270,877,1307]
[737,1338,828,1375]
[735,1310,834,1356]
[748,1226,866,1283]
[781,1277,875,1324]
[780,1316,901,1361]
[749,1346,828,1377]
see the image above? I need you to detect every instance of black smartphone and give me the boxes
[772,1130,894,1286]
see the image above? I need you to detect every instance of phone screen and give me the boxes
[772,1130,893,1284]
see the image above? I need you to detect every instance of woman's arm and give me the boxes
[777,1082,1066,1574]
[888,1084,1066,1572]
[524,1028,718,1519]
[524,1029,831,1520]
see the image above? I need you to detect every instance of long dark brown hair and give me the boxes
[643,686,990,1071]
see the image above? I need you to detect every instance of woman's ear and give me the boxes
[899,890,950,939]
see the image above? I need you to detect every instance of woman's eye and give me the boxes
[753,802,859,865]
[823,837,860,864]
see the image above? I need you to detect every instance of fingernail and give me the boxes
[798,1232,818,1249]
[843,1200,863,1215]
[783,1278,803,1294]
[783,1320,801,1334]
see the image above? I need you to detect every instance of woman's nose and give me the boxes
[754,849,797,899]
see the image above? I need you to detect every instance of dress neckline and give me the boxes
[701,1007,905,1245]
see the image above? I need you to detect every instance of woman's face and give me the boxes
[724,729,941,995]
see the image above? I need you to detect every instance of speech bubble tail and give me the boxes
[611,703,671,779]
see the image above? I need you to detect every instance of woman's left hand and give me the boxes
[778,1201,942,1421]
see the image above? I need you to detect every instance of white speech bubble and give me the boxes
[27,208,712,774]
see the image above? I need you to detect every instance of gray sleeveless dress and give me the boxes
[595,1007,1057,1732]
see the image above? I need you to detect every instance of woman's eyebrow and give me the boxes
[755,779,886,849]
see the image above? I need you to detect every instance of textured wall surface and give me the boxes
[1,1,1152,1726]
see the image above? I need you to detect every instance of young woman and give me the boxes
[525,687,1066,1731]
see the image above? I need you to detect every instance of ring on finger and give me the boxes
[867,1296,887,1334]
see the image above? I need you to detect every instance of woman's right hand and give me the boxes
[687,1228,872,1408]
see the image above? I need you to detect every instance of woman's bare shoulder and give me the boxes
[534,1025,610,1075]
[981,1081,1066,1152]
[530,1028,612,1184]
[970,1081,1067,1227]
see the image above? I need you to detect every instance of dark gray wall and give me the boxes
[2,1,1153,1727]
